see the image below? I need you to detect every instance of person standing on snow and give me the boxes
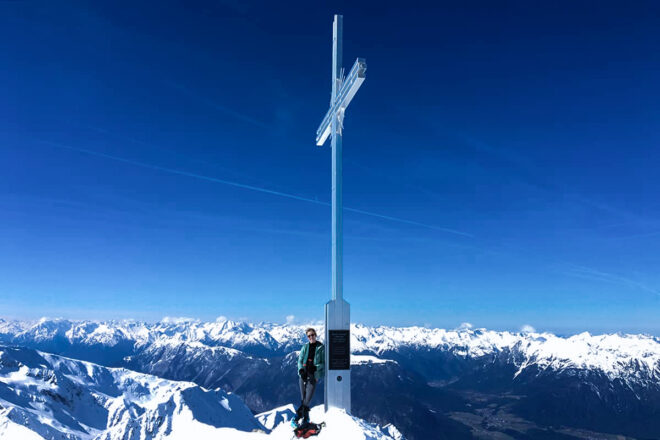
[295,327,325,425]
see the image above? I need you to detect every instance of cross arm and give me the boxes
[316,58,367,146]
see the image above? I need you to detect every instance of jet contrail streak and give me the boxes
[40,140,473,238]
[344,207,473,237]
[162,81,270,129]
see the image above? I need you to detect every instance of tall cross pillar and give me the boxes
[316,14,367,414]
[331,14,343,304]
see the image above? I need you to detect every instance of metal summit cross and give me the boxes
[316,14,366,414]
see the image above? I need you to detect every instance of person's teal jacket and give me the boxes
[297,342,325,380]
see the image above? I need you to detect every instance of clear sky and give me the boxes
[1,1,659,334]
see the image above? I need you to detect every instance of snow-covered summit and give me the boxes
[0,345,402,440]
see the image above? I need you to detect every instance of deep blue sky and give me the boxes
[2,1,659,334]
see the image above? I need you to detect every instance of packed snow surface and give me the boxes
[264,406,402,440]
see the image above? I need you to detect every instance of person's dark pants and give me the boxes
[299,373,318,407]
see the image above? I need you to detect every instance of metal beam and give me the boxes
[316,58,367,146]
[332,15,343,102]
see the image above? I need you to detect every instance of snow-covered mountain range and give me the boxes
[1,318,658,384]
[2,317,659,439]
[0,345,401,440]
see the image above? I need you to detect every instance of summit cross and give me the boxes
[316,14,367,414]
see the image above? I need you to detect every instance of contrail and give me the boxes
[40,141,473,238]
[557,263,660,297]
[162,81,270,129]
[344,206,472,236]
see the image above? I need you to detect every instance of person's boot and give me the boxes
[294,403,304,426]
[303,405,310,424]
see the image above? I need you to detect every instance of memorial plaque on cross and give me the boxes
[316,14,367,414]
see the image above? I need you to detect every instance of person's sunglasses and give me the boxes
[307,333,316,338]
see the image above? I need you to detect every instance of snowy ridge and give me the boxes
[352,325,660,381]
[0,346,401,440]
[1,318,659,382]
[0,345,264,439]
[0,318,304,355]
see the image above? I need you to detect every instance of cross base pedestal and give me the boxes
[324,298,351,413]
